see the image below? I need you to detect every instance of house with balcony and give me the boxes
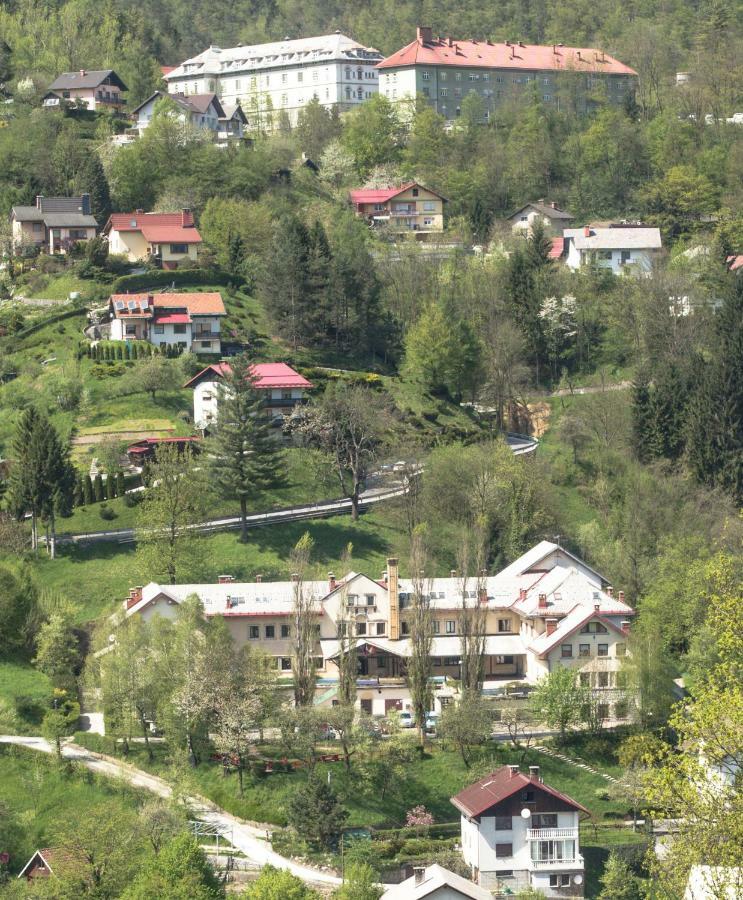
[350,182,445,236]
[563,225,662,274]
[103,209,202,268]
[108,292,225,354]
[42,69,127,111]
[508,201,574,237]
[452,765,588,896]
[123,541,635,720]
[10,194,97,255]
[131,91,247,143]
[184,361,313,430]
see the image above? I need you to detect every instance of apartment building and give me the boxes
[378,27,637,120]
[108,292,225,354]
[453,765,588,896]
[184,361,313,429]
[350,182,445,235]
[124,541,635,718]
[164,33,382,128]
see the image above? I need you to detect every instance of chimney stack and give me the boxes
[538,593,548,609]
[414,867,426,886]
[606,586,614,597]
[328,572,337,592]
[218,574,235,584]
[381,571,388,585]
[450,569,457,578]
[621,620,631,633]
[256,574,262,583]
[478,587,488,604]
[182,208,194,228]
[545,617,558,636]
[519,587,528,601]
[618,590,625,603]
[584,225,591,238]
[594,602,600,612]
[551,201,557,209]
[447,36,453,47]
[291,573,299,583]
[80,193,91,215]
[508,764,519,777]
[36,195,44,209]
[80,69,87,76]
[416,26,433,45]
[529,765,540,781]
[387,558,400,640]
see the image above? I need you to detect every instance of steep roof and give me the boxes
[183,362,312,390]
[17,847,85,879]
[381,864,493,899]
[451,765,589,819]
[104,211,201,245]
[378,37,637,75]
[529,606,630,657]
[549,237,565,259]
[566,226,662,251]
[510,201,574,221]
[350,182,446,204]
[48,69,127,91]
[109,292,225,317]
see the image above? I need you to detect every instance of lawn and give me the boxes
[25,271,98,301]
[0,744,148,874]
[0,657,50,733]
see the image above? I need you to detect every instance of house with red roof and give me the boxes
[183,362,313,429]
[452,764,589,896]
[108,292,225,354]
[377,27,637,121]
[349,182,445,235]
[103,209,202,269]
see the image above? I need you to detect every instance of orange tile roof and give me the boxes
[110,292,225,316]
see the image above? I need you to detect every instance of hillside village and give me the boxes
[0,4,741,900]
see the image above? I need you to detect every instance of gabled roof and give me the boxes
[48,69,127,91]
[17,847,84,879]
[109,292,225,317]
[12,196,97,228]
[549,236,565,259]
[451,765,589,819]
[183,362,312,390]
[565,226,662,251]
[529,606,631,658]
[381,864,493,899]
[349,182,446,204]
[510,201,574,221]
[378,37,637,76]
[220,103,248,123]
[104,211,201,245]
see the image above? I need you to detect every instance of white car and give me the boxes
[399,711,415,728]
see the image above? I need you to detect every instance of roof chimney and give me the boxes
[218,574,235,584]
[182,208,194,228]
[478,586,488,604]
[594,603,600,612]
[328,572,337,592]
[450,569,457,578]
[382,571,388,585]
[447,36,453,47]
[545,617,558,636]
[606,586,614,597]
[519,587,528,601]
[508,764,519,777]
[618,590,625,603]
[551,201,557,209]
[291,573,300,583]
[80,69,87,76]
[417,26,433,45]
[256,574,262,583]
[414,867,426,886]
[584,225,591,238]
[135,208,144,214]
[128,586,143,607]
[529,765,540,781]
[36,195,44,209]
[80,193,91,215]
[538,593,548,609]
[622,620,631,633]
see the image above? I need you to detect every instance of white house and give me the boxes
[563,225,662,274]
[108,292,225,354]
[164,33,383,128]
[123,541,635,720]
[183,362,313,430]
[452,765,588,896]
[381,864,493,899]
[130,91,246,143]
[508,201,574,237]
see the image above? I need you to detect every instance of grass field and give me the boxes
[0,658,50,733]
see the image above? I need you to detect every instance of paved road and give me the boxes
[0,735,342,887]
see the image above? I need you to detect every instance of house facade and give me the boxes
[164,33,383,128]
[453,765,588,896]
[183,362,313,430]
[563,226,662,274]
[10,195,97,255]
[124,541,634,719]
[381,863,494,899]
[108,292,225,354]
[103,210,202,268]
[131,91,246,143]
[378,27,637,121]
[43,69,127,111]
[508,201,574,237]
[350,182,445,234]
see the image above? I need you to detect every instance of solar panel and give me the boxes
[114,300,125,311]
[127,300,136,311]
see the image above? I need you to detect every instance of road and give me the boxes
[0,735,342,887]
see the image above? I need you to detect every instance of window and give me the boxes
[366,594,375,606]
[152,324,164,335]
[495,844,513,858]
[598,249,613,260]
[376,622,385,635]
[614,700,628,718]
[621,250,632,263]
[281,73,287,84]
[495,816,512,831]
[312,70,318,81]
[468,73,478,81]
[265,625,275,639]
[356,622,366,636]
[423,200,436,211]
[522,790,536,802]
[280,657,292,671]
[432,620,440,634]
[455,72,462,80]
[376,656,386,669]
[125,325,137,337]
[597,672,610,688]
[422,87,430,97]
[533,814,558,829]
[423,218,433,226]
[454,88,461,97]
[440,71,447,81]
[543,95,552,101]
[346,86,351,99]
[579,672,590,686]
[401,621,410,635]
[483,73,490,81]
[440,88,448,97]
[616,642,626,657]
[345,67,351,79]
[597,644,609,657]
[412,188,419,196]
[421,71,431,80]
[199,340,211,349]
[579,644,591,657]
[297,72,303,83]
[281,624,290,638]
[597,702,609,718]
[249,626,260,639]
[170,244,188,254]
[173,324,186,335]
[281,94,288,106]
[561,644,573,658]
[580,622,608,634]
[235,79,241,91]
[445,620,456,634]
[495,655,514,665]
[550,875,572,887]
[32,222,43,232]
[498,619,512,633]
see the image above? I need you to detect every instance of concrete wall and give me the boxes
[108,229,149,261]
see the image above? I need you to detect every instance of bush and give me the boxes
[14,694,44,724]
[595,788,611,801]
[110,267,228,294]
[99,505,116,521]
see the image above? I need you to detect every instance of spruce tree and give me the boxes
[208,354,285,542]
[631,369,654,463]
[259,216,311,348]
[83,474,94,505]
[73,477,84,508]
[306,220,333,342]
[116,471,126,497]
[650,362,689,462]
[76,152,112,225]
[106,473,117,500]
[93,474,104,502]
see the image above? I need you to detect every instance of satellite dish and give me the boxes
[520,808,531,819]
[573,875,583,885]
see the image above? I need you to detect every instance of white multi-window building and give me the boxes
[164,33,383,128]
[563,226,662,274]
[124,541,634,719]
[453,764,588,896]
[108,292,225,354]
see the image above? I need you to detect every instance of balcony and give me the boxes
[192,332,221,341]
[529,855,583,871]
[527,828,579,841]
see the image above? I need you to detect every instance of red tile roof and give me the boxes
[349,182,446,205]
[110,292,224,317]
[726,254,743,271]
[183,362,313,390]
[378,37,637,76]
[104,211,201,245]
[451,766,589,819]
[153,313,191,324]
[549,237,565,259]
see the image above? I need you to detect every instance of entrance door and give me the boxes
[385,698,402,714]
[360,699,372,714]
[357,657,369,676]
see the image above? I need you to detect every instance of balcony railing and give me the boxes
[529,855,583,871]
[192,332,221,341]
[527,828,579,841]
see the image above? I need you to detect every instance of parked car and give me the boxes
[399,711,415,728]
[424,713,440,734]
[316,723,340,741]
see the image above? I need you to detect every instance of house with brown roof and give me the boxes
[350,182,446,234]
[452,765,589,896]
[10,194,97,255]
[42,69,127,111]
[103,209,202,268]
[18,847,88,882]
[108,292,225,354]
[131,91,246,143]
[508,201,574,237]
[378,27,637,121]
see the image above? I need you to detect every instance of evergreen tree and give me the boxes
[227,231,246,279]
[631,369,654,463]
[94,474,104,502]
[116,471,126,496]
[306,219,333,341]
[76,152,112,224]
[73,476,84,508]
[286,775,348,849]
[106,472,117,500]
[208,354,284,542]
[597,852,642,900]
[83,474,94,506]
[260,216,311,348]
[650,362,689,462]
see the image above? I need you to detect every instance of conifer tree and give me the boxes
[106,472,117,500]
[260,216,311,348]
[650,361,689,461]
[208,354,284,542]
[116,471,126,497]
[631,368,654,463]
[73,476,84,508]
[76,152,112,225]
[94,474,104,502]
[83,474,94,505]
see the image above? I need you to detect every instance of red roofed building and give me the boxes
[184,361,313,429]
[377,27,637,121]
[103,209,202,269]
[452,765,589,896]
[108,292,225,354]
[349,182,445,234]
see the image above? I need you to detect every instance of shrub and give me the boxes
[99,504,116,521]
[595,788,611,801]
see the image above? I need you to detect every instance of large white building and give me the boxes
[563,225,662,274]
[164,33,383,128]
[124,541,635,719]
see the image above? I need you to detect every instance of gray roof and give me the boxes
[48,69,127,91]
[11,206,41,222]
[510,201,574,221]
[565,226,662,250]
[41,213,97,227]
[132,90,224,118]
[11,195,95,227]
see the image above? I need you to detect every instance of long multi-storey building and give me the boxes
[164,33,383,128]
[377,27,637,120]
[124,541,635,719]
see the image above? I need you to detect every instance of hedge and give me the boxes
[7,305,87,342]
[111,268,230,294]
